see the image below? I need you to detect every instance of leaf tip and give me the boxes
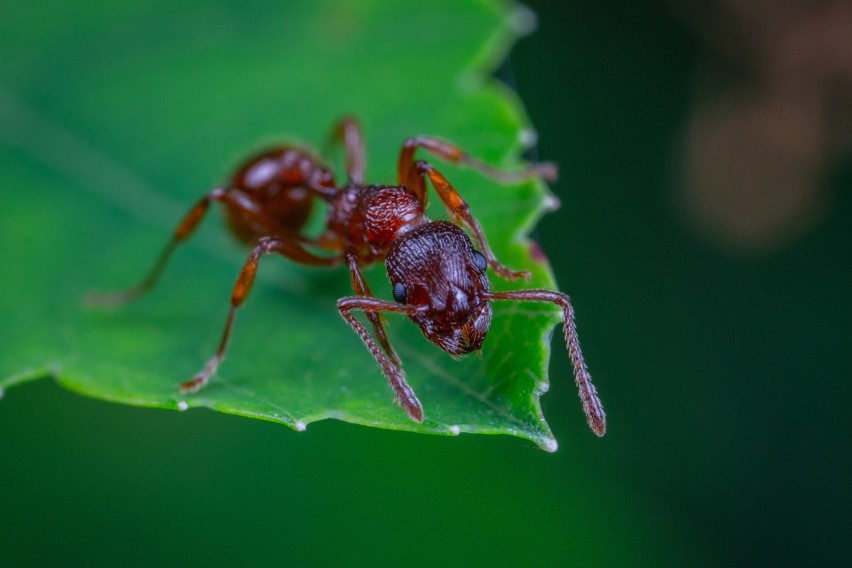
[541,437,559,453]
[508,4,538,36]
[294,420,307,432]
[518,127,538,149]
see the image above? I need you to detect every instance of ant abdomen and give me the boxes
[226,147,335,243]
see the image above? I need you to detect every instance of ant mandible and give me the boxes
[88,117,606,436]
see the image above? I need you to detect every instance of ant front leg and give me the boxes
[345,251,401,366]
[181,236,337,394]
[414,161,531,281]
[486,289,606,436]
[337,296,424,422]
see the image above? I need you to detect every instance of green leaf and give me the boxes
[0,0,567,451]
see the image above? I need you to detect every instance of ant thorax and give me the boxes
[385,221,492,355]
[361,185,427,251]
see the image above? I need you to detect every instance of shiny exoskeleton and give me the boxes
[89,117,606,436]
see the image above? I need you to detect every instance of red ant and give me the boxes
[88,117,606,436]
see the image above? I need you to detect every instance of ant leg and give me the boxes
[485,289,606,436]
[87,184,294,307]
[414,160,531,281]
[397,136,557,201]
[85,187,233,308]
[345,251,402,366]
[181,236,337,394]
[329,116,366,184]
[337,296,423,421]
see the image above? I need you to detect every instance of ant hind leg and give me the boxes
[85,187,231,308]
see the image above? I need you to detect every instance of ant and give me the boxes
[88,117,606,436]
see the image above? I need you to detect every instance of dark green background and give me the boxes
[2,1,849,566]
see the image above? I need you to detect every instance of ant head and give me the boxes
[386,221,492,355]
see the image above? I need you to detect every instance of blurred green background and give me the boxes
[2,1,850,566]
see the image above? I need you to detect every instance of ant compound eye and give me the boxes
[392,282,407,304]
[472,250,487,272]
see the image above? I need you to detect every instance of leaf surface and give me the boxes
[0,0,566,450]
